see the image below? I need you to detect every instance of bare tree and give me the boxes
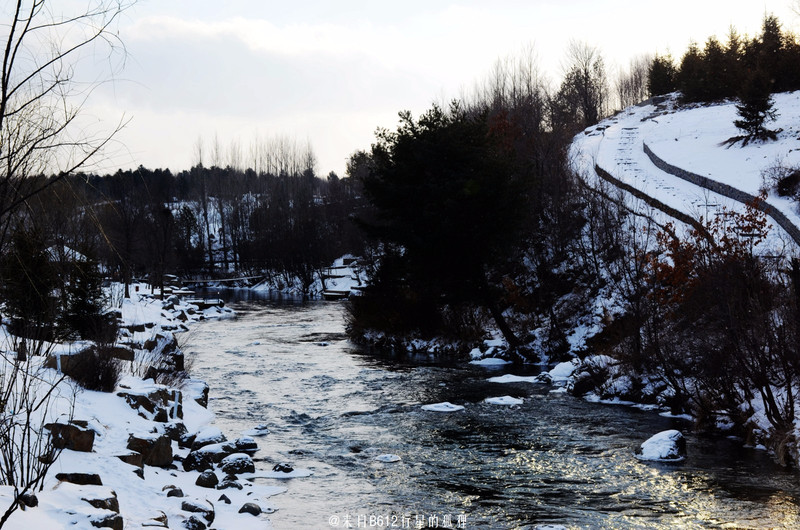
[553,40,609,129]
[0,0,132,250]
[616,53,652,110]
[0,2,132,524]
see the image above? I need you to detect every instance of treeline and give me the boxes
[649,14,800,102]
[15,156,366,299]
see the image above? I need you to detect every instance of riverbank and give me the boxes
[0,283,284,529]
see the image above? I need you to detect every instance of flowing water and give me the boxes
[187,297,800,529]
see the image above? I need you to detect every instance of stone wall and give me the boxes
[643,142,800,246]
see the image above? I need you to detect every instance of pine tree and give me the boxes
[732,69,778,145]
[648,54,677,96]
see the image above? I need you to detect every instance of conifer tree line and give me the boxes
[648,14,800,102]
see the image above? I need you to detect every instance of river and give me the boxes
[187,297,800,529]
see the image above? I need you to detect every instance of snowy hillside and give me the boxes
[571,91,800,255]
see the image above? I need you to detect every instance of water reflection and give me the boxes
[186,297,800,529]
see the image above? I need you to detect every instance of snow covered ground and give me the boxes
[0,284,289,530]
[571,91,800,256]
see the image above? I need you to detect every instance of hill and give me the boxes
[571,91,800,254]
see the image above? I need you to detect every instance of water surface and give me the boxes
[187,298,800,529]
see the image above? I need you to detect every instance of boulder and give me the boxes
[195,470,219,489]
[234,437,259,454]
[56,472,102,485]
[143,511,168,528]
[196,441,238,463]
[18,493,37,508]
[191,427,226,450]
[238,502,262,516]
[272,463,294,474]
[106,346,135,362]
[219,453,255,475]
[118,387,181,421]
[217,494,231,505]
[82,489,120,513]
[182,516,206,530]
[183,380,209,408]
[45,421,95,452]
[115,452,143,469]
[90,513,123,530]
[126,433,173,467]
[215,478,243,490]
[166,488,184,498]
[163,421,188,442]
[637,430,687,461]
[182,450,214,472]
[181,499,214,525]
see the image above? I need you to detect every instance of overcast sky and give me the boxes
[90,0,798,177]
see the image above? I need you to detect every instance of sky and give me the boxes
[83,0,799,177]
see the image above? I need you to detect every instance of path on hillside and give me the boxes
[589,115,797,253]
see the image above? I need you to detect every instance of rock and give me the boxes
[56,472,102,485]
[183,379,209,408]
[106,346,135,362]
[234,437,259,454]
[219,453,255,475]
[118,387,182,421]
[217,494,231,504]
[163,422,188,442]
[181,500,214,525]
[44,421,95,452]
[191,426,226,450]
[117,392,157,414]
[90,513,123,530]
[195,470,219,488]
[115,452,144,469]
[637,430,687,461]
[178,432,196,449]
[17,493,37,508]
[182,515,206,530]
[272,463,294,473]
[215,478,243,490]
[238,502,262,516]
[166,488,184,498]
[82,490,120,513]
[127,433,173,467]
[142,511,168,527]
[182,450,214,472]
[196,441,238,463]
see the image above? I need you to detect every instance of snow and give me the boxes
[484,396,523,406]
[374,454,402,463]
[487,374,539,384]
[0,285,288,529]
[421,402,465,412]
[548,359,580,383]
[469,357,512,366]
[636,430,686,462]
[571,92,800,255]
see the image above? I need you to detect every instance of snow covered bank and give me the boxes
[0,284,288,529]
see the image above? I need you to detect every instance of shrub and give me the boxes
[51,346,122,392]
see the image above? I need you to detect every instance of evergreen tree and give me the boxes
[0,226,60,352]
[703,36,728,100]
[648,54,677,96]
[678,42,707,102]
[732,69,778,145]
[60,250,108,342]
[353,103,529,347]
